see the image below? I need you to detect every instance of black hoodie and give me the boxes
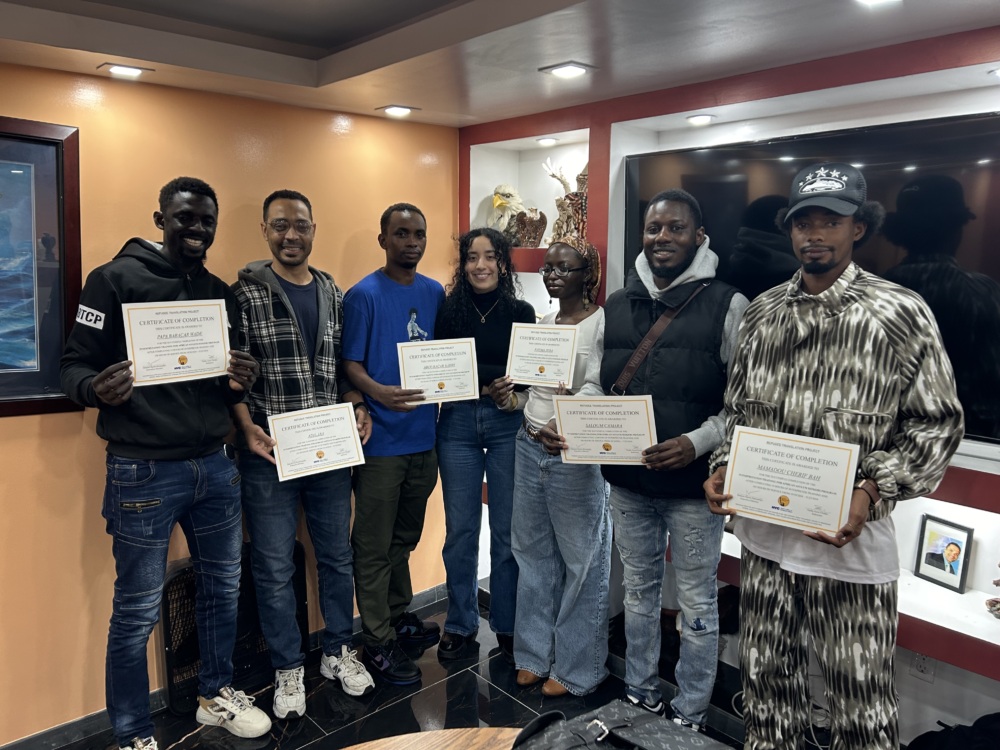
[61,239,243,459]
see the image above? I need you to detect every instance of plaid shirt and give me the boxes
[233,260,352,433]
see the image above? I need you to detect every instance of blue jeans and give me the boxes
[511,429,612,695]
[610,487,724,725]
[240,451,354,668]
[437,397,520,636]
[103,449,242,745]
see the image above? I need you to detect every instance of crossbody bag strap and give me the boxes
[610,281,710,395]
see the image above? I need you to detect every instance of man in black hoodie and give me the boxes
[61,177,270,750]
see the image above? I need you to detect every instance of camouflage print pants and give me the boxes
[739,549,899,750]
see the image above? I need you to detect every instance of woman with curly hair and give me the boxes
[434,227,535,661]
[490,236,611,697]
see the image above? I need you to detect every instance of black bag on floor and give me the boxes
[906,712,1000,750]
[512,701,731,749]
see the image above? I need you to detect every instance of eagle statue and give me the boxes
[488,184,526,246]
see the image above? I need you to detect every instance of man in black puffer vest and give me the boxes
[585,189,747,731]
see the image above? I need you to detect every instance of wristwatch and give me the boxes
[352,401,369,414]
[854,477,881,507]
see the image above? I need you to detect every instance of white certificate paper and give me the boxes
[553,395,657,465]
[397,338,479,404]
[723,426,860,535]
[122,300,230,386]
[505,323,579,387]
[268,404,365,482]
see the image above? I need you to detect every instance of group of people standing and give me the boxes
[63,158,965,750]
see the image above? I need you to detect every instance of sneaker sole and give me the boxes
[320,664,376,697]
[195,708,273,738]
[273,705,305,720]
[396,633,441,646]
[363,661,421,686]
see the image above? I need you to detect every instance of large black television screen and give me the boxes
[624,113,1000,443]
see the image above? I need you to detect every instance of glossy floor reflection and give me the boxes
[58,600,745,749]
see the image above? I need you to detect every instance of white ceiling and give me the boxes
[1,0,999,127]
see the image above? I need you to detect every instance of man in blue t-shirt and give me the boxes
[343,203,445,685]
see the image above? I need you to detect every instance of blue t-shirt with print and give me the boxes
[342,269,445,457]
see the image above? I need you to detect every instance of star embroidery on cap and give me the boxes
[815,167,829,177]
[829,169,841,178]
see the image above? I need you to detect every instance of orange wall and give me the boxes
[0,62,458,745]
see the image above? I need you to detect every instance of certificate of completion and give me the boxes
[723,426,860,535]
[397,338,479,404]
[505,323,579,387]
[268,404,365,482]
[553,396,656,465]
[122,300,230,386]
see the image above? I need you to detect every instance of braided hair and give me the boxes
[551,235,602,307]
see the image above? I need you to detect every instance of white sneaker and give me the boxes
[120,739,157,750]
[321,645,375,696]
[672,715,703,733]
[273,666,306,719]
[196,685,272,738]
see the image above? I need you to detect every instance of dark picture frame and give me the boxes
[0,116,82,417]
[914,514,974,594]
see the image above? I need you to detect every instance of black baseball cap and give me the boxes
[785,162,866,223]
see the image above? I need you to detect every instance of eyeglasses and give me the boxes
[539,265,589,277]
[267,219,314,234]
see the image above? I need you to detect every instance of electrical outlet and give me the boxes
[910,653,936,683]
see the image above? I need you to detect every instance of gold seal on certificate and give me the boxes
[505,324,579,387]
[268,404,365,482]
[122,300,230,386]
[553,395,657,465]
[723,426,860,535]
[397,338,479,404]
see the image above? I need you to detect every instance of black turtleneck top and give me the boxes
[434,286,535,390]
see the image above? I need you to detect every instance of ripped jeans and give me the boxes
[610,488,724,725]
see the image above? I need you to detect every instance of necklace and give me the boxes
[471,298,500,323]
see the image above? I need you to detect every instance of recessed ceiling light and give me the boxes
[856,0,902,7]
[539,62,592,79]
[379,105,417,118]
[536,137,559,146]
[978,158,992,165]
[97,63,148,78]
[10,169,24,174]
[903,165,917,172]
[686,114,715,126]
[778,155,795,162]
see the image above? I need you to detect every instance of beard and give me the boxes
[801,258,838,275]
[649,252,695,281]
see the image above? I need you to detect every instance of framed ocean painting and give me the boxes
[0,116,81,416]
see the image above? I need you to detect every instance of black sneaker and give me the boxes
[393,612,441,646]
[623,692,666,716]
[495,633,515,666]
[437,632,476,661]
[363,640,421,685]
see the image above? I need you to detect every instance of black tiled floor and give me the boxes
[59,601,745,749]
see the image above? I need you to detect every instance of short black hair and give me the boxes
[380,203,426,235]
[945,542,962,552]
[159,176,218,213]
[263,189,312,220]
[776,201,885,249]
[647,189,703,228]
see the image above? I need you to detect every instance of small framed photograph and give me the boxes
[914,514,974,594]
